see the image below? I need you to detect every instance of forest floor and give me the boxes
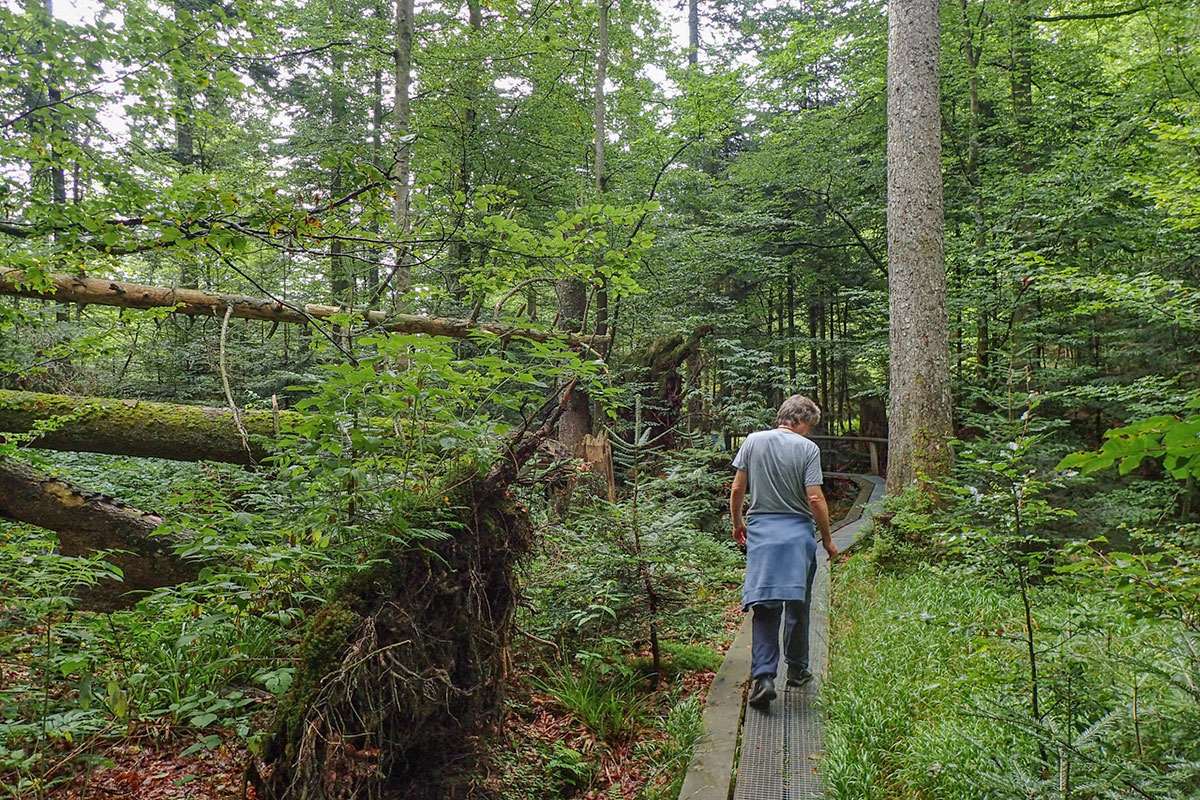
[471,605,744,800]
[28,607,746,800]
[30,633,734,800]
[7,466,860,800]
[39,731,250,800]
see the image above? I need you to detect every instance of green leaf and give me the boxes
[180,735,222,757]
[1118,455,1143,474]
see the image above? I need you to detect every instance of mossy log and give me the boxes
[0,389,291,463]
[0,458,195,609]
[0,269,607,350]
[250,388,572,800]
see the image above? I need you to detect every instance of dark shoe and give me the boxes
[786,665,813,688]
[748,676,776,709]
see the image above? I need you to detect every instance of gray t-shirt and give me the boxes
[732,428,824,518]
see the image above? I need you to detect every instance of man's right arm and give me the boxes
[803,445,836,560]
[730,469,748,547]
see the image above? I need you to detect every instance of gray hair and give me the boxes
[775,394,821,428]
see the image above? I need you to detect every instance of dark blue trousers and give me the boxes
[749,555,818,679]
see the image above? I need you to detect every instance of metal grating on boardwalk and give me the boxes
[731,475,885,800]
[785,687,824,797]
[734,696,785,800]
[732,652,826,799]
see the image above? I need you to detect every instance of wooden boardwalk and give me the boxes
[679,473,886,800]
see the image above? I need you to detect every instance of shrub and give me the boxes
[534,665,646,743]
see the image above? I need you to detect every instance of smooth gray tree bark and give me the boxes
[592,0,610,338]
[688,0,699,66]
[389,0,414,300]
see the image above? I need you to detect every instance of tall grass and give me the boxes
[823,557,1024,800]
[534,666,646,742]
[823,554,1198,799]
[637,695,705,800]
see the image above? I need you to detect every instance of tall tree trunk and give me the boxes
[71,156,82,203]
[1009,0,1034,176]
[776,288,785,399]
[555,276,592,450]
[765,286,773,343]
[369,51,384,298]
[687,0,699,66]
[22,0,49,196]
[449,0,482,302]
[787,267,797,387]
[808,300,819,396]
[593,0,608,198]
[886,0,954,492]
[555,0,608,452]
[840,295,850,433]
[45,0,66,216]
[171,0,196,171]
[592,0,610,339]
[48,63,71,328]
[818,296,827,411]
[958,0,991,379]
[25,0,73,324]
[171,0,199,289]
[330,4,351,306]
[526,278,538,320]
[1006,0,1037,379]
[389,0,415,300]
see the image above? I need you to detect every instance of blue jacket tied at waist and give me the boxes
[741,512,817,609]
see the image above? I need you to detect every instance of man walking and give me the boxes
[729,395,838,709]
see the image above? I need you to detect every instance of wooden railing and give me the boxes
[807,435,888,476]
[726,431,889,476]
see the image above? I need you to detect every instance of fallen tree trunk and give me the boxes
[0,270,607,350]
[249,384,574,800]
[0,389,289,464]
[0,458,195,609]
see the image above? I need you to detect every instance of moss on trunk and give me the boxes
[630,325,712,448]
[0,457,197,609]
[0,389,288,463]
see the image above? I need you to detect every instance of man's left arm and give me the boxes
[807,485,838,561]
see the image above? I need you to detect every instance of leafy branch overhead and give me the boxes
[1058,396,1200,479]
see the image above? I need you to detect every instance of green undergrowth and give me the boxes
[486,673,707,800]
[824,535,1199,800]
[477,446,742,799]
[823,557,1027,799]
[533,666,649,744]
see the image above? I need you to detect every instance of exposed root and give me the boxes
[249,385,573,800]
[250,477,532,800]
